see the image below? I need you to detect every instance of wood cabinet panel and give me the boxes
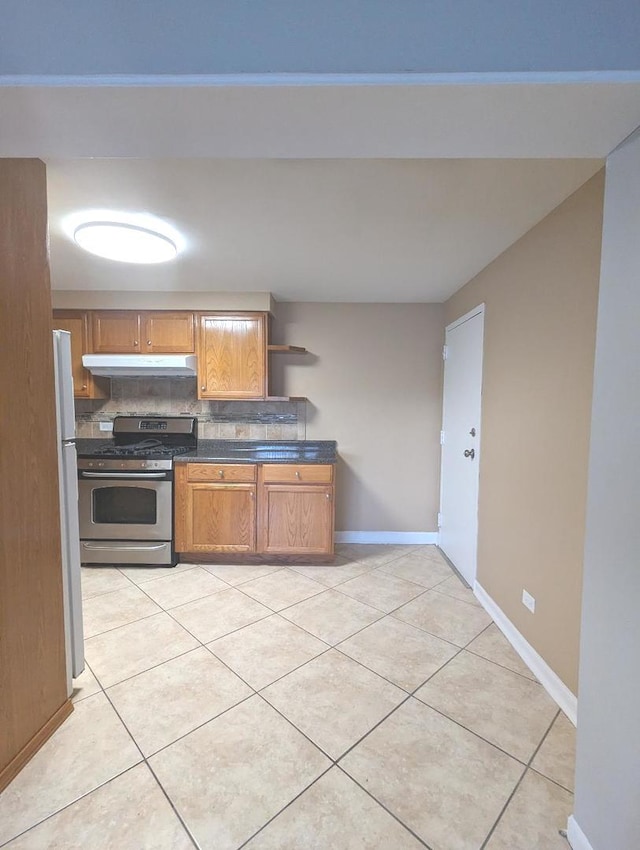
[189,485,256,552]
[142,312,195,353]
[1,159,71,792]
[175,466,256,553]
[259,485,334,555]
[261,464,333,484]
[92,311,195,354]
[175,461,335,558]
[198,313,266,399]
[92,311,141,353]
[52,310,107,399]
[186,463,256,483]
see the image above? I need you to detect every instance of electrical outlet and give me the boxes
[522,589,536,613]
[99,421,114,432]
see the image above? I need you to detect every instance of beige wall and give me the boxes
[445,171,604,693]
[271,303,444,533]
[52,290,274,312]
[59,293,445,532]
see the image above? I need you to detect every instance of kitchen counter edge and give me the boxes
[174,439,337,464]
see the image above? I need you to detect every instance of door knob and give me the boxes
[464,449,475,459]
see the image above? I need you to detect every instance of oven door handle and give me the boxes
[81,542,169,551]
[80,471,169,480]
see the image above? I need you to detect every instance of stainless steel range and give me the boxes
[77,415,197,566]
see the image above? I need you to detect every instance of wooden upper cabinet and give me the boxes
[52,310,107,399]
[198,313,266,399]
[141,312,195,353]
[92,311,195,353]
[92,311,141,353]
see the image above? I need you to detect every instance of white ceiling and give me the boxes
[47,158,602,302]
[3,81,639,301]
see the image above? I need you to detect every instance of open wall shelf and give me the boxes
[267,345,307,354]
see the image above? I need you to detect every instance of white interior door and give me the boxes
[439,306,484,586]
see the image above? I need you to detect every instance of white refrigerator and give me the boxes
[53,330,85,695]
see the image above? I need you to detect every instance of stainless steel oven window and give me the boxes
[78,478,173,541]
[92,486,157,525]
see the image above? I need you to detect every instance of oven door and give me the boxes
[78,472,172,541]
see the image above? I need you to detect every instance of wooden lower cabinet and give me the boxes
[174,462,335,558]
[174,466,256,553]
[259,484,334,555]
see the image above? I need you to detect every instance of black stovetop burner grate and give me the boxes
[95,415,200,457]
[93,439,193,458]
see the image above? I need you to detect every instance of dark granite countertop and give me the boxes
[174,440,337,464]
[75,438,337,464]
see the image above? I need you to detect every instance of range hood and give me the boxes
[82,354,197,377]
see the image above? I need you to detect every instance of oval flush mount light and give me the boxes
[73,221,178,264]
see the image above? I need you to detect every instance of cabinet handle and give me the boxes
[218,469,224,478]
[295,470,301,479]
[147,340,152,346]
[201,386,206,392]
[326,492,331,501]
[250,491,255,499]
[133,340,139,346]
[81,384,87,390]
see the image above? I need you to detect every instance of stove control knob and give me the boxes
[98,461,104,467]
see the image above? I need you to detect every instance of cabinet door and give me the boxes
[52,311,107,399]
[175,470,256,553]
[92,311,141,353]
[142,312,195,353]
[198,313,266,399]
[259,485,334,555]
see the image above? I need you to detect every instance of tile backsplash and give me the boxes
[75,378,306,440]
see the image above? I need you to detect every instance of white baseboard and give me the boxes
[474,582,578,725]
[567,816,594,850]
[335,531,439,545]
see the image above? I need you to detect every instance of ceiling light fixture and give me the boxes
[73,221,178,264]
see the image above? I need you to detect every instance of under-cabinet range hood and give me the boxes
[82,354,197,377]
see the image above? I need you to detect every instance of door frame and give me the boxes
[438,303,485,586]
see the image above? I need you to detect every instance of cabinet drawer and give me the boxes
[186,463,257,483]
[261,464,333,484]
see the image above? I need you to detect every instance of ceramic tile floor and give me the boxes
[0,545,576,850]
